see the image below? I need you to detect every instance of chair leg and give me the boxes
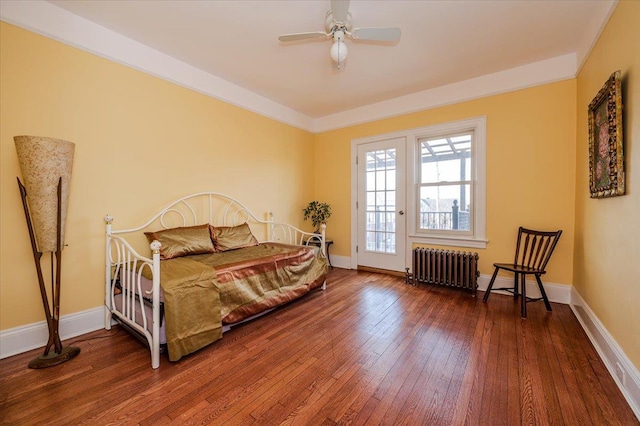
[535,275,552,311]
[520,273,527,318]
[513,272,519,298]
[483,267,500,302]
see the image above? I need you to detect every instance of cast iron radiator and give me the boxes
[407,248,479,296]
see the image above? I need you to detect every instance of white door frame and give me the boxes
[350,139,359,270]
[351,132,410,271]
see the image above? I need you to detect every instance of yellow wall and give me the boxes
[4,2,637,374]
[574,0,640,370]
[315,81,577,285]
[0,23,315,330]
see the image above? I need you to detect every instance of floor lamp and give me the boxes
[14,136,80,369]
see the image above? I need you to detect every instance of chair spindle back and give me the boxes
[513,227,562,272]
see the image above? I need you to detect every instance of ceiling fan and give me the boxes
[278,0,401,69]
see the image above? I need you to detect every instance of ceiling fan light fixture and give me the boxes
[330,40,348,64]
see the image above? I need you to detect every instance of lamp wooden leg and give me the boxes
[18,178,80,369]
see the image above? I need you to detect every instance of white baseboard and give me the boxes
[570,288,640,420]
[330,254,351,270]
[335,255,572,305]
[0,306,105,359]
[477,273,571,304]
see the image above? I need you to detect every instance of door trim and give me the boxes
[351,132,409,271]
[350,140,359,269]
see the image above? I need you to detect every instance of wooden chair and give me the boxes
[483,227,562,318]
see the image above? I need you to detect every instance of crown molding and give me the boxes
[312,53,577,132]
[1,0,613,134]
[0,0,314,131]
[575,0,618,74]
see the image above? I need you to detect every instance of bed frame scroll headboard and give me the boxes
[106,192,324,247]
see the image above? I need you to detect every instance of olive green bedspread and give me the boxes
[157,243,328,361]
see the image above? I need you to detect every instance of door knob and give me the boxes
[399,210,405,215]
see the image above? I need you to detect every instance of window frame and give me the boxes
[417,131,474,236]
[407,116,487,249]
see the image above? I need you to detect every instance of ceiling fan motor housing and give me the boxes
[325,10,352,34]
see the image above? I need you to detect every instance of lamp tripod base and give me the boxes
[28,346,81,369]
[17,177,80,370]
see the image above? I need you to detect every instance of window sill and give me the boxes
[408,234,488,249]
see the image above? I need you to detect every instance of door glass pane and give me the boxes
[386,170,396,190]
[366,171,376,191]
[365,148,397,253]
[366,212,376,230]
[419,184,471,231]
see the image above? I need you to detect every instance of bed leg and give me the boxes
[322,280,326,291]
[151,345,160,369]
[105,308,112,331]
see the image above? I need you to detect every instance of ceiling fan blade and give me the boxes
[331,0,350,24]
[351,27,401,42]
[279,32,328,42]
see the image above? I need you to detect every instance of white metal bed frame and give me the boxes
[105,192,326,369]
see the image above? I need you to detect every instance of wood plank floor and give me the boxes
[1,268,637,425]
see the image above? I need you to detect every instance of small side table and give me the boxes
[307,238,334,268]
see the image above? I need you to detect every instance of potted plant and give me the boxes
[303,201,332,233]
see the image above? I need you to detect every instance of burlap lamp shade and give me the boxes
[14,136,75,252]
[14,135,80,368]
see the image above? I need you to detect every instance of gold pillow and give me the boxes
[144,224,215,259]
[211,223,259,252]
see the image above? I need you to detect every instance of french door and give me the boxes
[356,138,406,272]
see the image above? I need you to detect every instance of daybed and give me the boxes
[105,192,328,369]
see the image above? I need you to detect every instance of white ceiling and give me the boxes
[1,0,616,131]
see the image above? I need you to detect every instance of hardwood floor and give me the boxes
[1,268,637,425]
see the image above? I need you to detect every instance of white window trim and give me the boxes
[407,116,487,249]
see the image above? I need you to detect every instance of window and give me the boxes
[409,116,486,248]
[418,132,473,233]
